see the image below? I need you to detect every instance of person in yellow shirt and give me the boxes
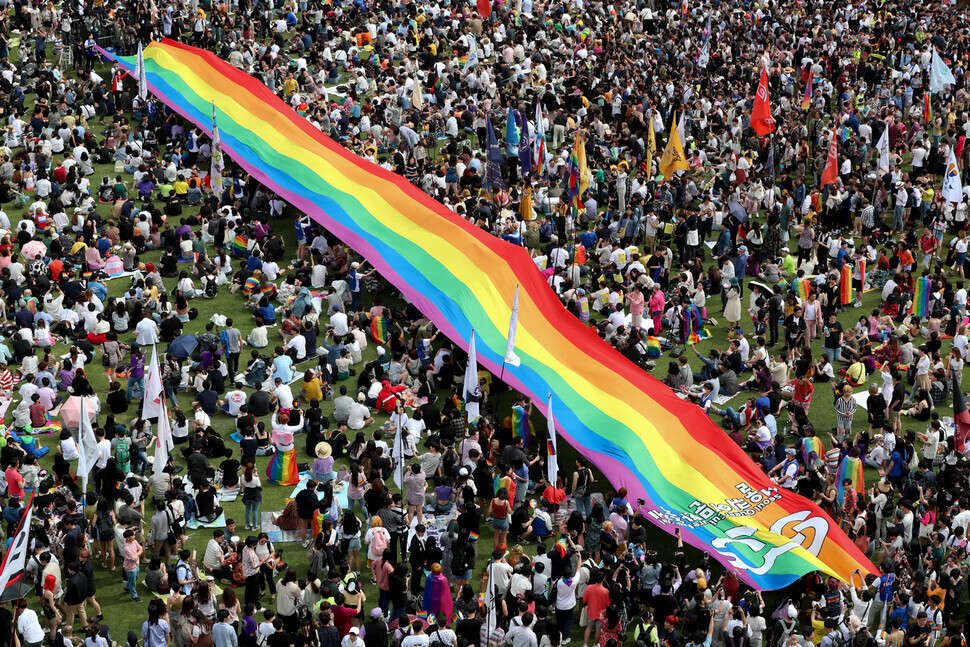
[284,72,299,97]
[173,176,188,196]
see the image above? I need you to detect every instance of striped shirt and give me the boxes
[834,396,857,419]
[861,205,875,229]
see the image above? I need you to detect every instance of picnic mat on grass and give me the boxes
[259,511,304,543]
[186,512,227,529]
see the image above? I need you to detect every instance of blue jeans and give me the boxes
[575,494,592,520]
[378,589,391,614]
[131,448,149,475]
[722,406,743,426]
[351,291,362,312]
[825,347,842,363]
[244,500,260,528]
[349,498,367,518]
[125,566,139,598]
[894,204,904,230]
[127,376,145,401]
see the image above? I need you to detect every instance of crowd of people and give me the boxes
[3,0,970,647]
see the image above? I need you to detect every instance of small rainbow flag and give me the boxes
[835,456,865,506]
[801,436,824,464]
[910,276,931,316]
[478,592,485,604]
[924,93,933,125]
[645,336,661,358]
[840,264,852,306]
[232,234,248,256]
[512,404,531,448]
[469,532,480,542]
[370,315,389,344]
[416,611,429,619]
[795,278,812,301]
[802,70,813,111]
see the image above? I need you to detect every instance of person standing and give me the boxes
[122,529,144,602]
[222,320,243,381]
[213,609,238,647]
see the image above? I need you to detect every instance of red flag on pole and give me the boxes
[477,0,492,18]
[820,130,839,188]
[954,371,970,454]
[751,65,775,137]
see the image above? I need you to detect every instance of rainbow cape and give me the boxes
[840,264,852,305]
[512,405,531,448]
[371,315,390,344]
[800,436,824,465]
[835,456,864,507]
[106,40,876,589]
[645,336,662,358]
[795,278,812,301]
[266,446,299,486]
[686,303,709,343]
[924,93,933,125]
[910,276,931,317]
[232,234,249,256]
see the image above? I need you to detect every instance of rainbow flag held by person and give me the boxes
[469,532,480,542]
[686,303,710,343]
[645,336,662,358]
[801,70,813,111]
[795,278,812,302]
[835,456,865,506]
[512,405,531,448]
[800,436,825,465]
[107,40,878,589]
[924,93,933,125]
[840,264,852,305]
[416,611,429,620]
[371,315,390,344]
[910,276,931,316]
[232,234,249,256]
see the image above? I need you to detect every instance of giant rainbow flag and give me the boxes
[107,40,876,589]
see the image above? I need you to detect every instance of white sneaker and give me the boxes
[561,640,571,646]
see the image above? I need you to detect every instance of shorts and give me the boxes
[492,517,510,531]
[852,278,863,292]
[956,252,967,266]
[461,569,473,581]
[348,536,361,551]
[888,409,901,425]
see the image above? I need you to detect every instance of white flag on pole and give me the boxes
[504,286,521,368]
[546,393,558,487]
[943,147,964,203]
[930,47,956,94]
[390,409,409,490]
[77,398,100,494]
[154,400,172,476]
[0,497,33,592]
[143,346,165,421]
[211,102,225,200]
[463,332,481,423]
[136,43,148,102]
[876,124,890,173]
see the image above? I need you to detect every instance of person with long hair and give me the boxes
[142,600,173,647]
[489,487,511,550]
[240,537,263,608]
[187,609,214,646]
[194,581,216,620]
[241,463,262,531]
[340,509,362,574]
[93,498,116,570]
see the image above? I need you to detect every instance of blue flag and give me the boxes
[505,106,520,158]
[486,116,507,189]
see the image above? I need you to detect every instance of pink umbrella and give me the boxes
[57,396,98,428]
[21,240,46,262]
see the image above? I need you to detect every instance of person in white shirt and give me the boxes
[347,394,374,430]
[16,600,45,647]
[135,314,160,345]
[220,389,248,416]
[330,306,349,337]
[274,380,295,410]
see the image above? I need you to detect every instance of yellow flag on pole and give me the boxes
[646,117,657,173]
[659,111,690,180]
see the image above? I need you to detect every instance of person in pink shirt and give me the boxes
[648,285,666,334]
[122,529,144,602]
[627,285,645,330]
[5,459,24,499]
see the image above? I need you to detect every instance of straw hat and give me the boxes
[315,442,333,460]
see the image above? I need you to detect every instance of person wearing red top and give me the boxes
[331,592,362,636]
[5,458,25,499]
[582,571,612,646]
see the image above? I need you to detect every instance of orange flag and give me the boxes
[820,130,839,188]
[751,64,776,137]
